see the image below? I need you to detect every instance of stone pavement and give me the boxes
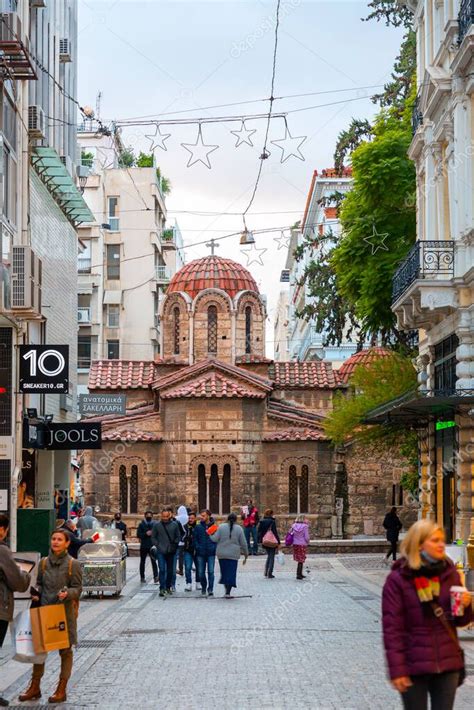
[1,554,473,709]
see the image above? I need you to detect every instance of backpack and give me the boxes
[41,557,80,619]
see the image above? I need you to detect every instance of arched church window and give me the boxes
[130,465,138,514]
[173,306,180,355]
[119,464,127,513]
[300,464,309,514]
[208,305,218,354]
[198,463,206,511]
[289,465,297,514]
[245,306,252,354]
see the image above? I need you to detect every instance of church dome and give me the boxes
[338,346,393,383]
[167,255,259,299]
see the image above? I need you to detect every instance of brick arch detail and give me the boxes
[235,291,264,316]
[280,456,315,476]
[110,456,147,513]
[162,292,190,318]
[189,454,240,477]
[191,289,232,315]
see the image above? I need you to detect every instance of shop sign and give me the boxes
[79,394,126,415]
[44,423,102,450]
[19,345,69,393]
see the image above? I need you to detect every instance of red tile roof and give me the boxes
[268,361,342,389]
[338,347,393,383]
[153,358,274,395]
[267,399,325,427]
[102,430,162,442]
[89,360,156,390]
[161,370,267,399]
[263,428,326,441]
[235,354,273,364]
[167,256,259,299]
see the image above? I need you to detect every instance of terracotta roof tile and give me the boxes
[161,370,267,399]
[263,428,326,441]
[235,354,273,364]
[338,347,393,383]
[167,256,259,299]
[268,361,342,389]
[88,360,156,390]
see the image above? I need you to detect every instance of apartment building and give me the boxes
[273,289,290,361]
[369,1,474,541]
[76,126,184,395]
[0,1,92,542]
[284,168,358,367]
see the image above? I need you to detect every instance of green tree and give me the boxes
[136,152,171,195]
[118,147,135,168]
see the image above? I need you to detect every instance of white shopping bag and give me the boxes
[277,551,285,566]
[11,610,47,664]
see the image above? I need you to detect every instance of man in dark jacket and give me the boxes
[137,511,158,584]
[0,514,31,706]
[183,512,199,591]
[59,520,92,559]
[151,509,180,596]
[383,507,403,562]
[193,510,217,597]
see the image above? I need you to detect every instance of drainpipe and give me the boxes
[10,465,20,551]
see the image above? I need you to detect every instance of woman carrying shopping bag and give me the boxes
[210,513,248,598]
[382,520,471,710]
[288,515,310,580]
[19,529,82,705]
[258,509,280,579]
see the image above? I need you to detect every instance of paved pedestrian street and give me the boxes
[1,555,473,709]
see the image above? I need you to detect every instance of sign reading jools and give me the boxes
[79,394,126,416]
[19,345,69,393]
[44,422,102,450]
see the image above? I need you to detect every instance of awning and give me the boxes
[103,290,122,304]
[364,388,474,426]
[78,285,93,295]
[31,147,94,227]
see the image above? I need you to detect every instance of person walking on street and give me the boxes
[183,512,199,591]
[382,519,472,710]
[289,515,310,580]
[194,510,217,597]
[151,509,180,596]
[210,513,248,598]
[19,529,82,705]
[59,519,92,559]
[137,511,158,584]
[241,498,259,555]
[258,509,280,578]
[112,513,127,541]
[175,505,188,578]
[0,514,31,707]
[76,506,98,536]
[383,506,403,563]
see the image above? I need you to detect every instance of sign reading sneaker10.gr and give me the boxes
[79,394,127,416]
[19,345,69,393]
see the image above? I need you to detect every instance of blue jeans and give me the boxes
[156,551,175,591]
[196,555,215,593]
[171,549,180,589]
[184,551,199,585]
[244,525,258,554]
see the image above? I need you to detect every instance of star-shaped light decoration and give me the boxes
[270,122,306,163]
[230,121,257,148]
[273,230,290,250]
[363,225,390,255]
[145,123,171,152]
[181,124,219,169]
[240,241,267,267]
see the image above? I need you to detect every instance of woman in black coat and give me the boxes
[383,506,403,562]
[258,509,280,578]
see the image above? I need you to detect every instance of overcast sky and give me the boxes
[78,1,404,355]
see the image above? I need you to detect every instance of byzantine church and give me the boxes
[81,255,406,537]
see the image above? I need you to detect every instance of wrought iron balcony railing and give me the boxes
[392,241,454,304]
[155,265,171,282]
[412,93,423,135]
[459,0,474,44]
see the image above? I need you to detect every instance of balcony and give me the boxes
[412,93,423,135]
[78,257,91,273]
[78,307,91,324]
[459,0,474,45]
[160,228,176,251]
[155,265,171,283]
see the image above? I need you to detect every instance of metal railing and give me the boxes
[412,93,423,135]
[155,265,171,282]
[78,258,91,273]
[459,0,474,44]
[392,241,454,304]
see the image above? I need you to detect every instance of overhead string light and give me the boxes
[145,123,171,151]
[270,116,306,163]
[231,120,257,148]
[181,123,219,169]
[273,230,291,250]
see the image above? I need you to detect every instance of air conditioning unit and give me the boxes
[11,245,42,315]
[59,38,71,62]
[77,308,90,323]
[60,154,73,176]
[28,105,46,140]
[0,12,22,43]
[30,0,47,8]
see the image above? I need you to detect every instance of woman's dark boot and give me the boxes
[48,679,68,704]
[18,677,41,702]
[296,562,305,579]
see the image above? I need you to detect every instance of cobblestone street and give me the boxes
[1,554,473,709]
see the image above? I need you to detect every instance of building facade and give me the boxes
[285,168,358,367]
[273,289,290,361]
[81,255,412,539]
[76,126,184,396]
[0,0,91,542]
[390,1,474,541]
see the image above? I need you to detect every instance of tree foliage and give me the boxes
[334,119,373,174]
[324,353,417,444]
[363,0,413,28]
[371,30,416,112]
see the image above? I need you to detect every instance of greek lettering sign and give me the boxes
[79,394,126,416]
[19,345,69,393]
[44,422,102,450]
